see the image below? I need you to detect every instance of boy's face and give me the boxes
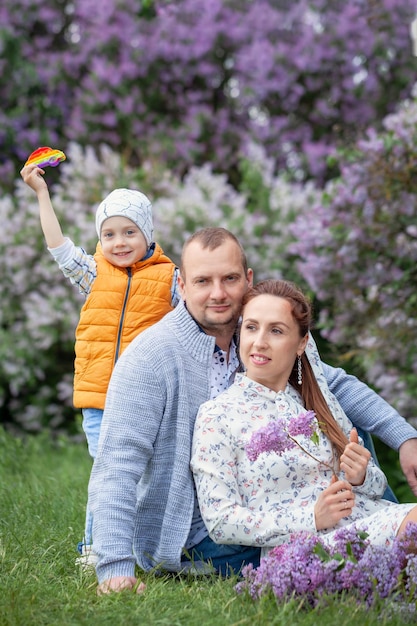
[100,216,148,267]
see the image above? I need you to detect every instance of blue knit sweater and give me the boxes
[89,300,416,583]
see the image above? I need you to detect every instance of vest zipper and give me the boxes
[114,267,132,364]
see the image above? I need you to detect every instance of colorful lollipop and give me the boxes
[25,147,66,168]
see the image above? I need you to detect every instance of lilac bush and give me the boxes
[3,142,311,433]
[236,522,417,608]
[0,0,72,188]
[153,142,318,283]
[1,0,416,184]
[291,85,417,419]
[5,80,417,438]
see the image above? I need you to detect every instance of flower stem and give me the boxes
[287,433,338,479]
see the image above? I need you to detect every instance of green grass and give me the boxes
[1,427,416,626]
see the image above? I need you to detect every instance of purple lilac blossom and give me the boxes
[290,91,417,419]
[236,522,417,606]
[1,0,416,180]
[246,410,317,461]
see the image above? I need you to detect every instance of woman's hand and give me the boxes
[314,475,355,530]
[340,428,370,486]
[97,576,146,595]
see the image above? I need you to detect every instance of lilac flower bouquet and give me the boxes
[236,523,417,608]
[246,410,318,462]
[246,410,336,476]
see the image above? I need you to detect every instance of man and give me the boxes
[89,227,417,593]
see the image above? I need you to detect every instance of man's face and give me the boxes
[178,239,253,338]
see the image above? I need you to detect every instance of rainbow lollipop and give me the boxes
[25,147,66,168]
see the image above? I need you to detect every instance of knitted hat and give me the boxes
[95,188,154,247]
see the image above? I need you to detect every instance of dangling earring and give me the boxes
[297,355,302,385]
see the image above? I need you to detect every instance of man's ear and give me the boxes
[247,268,254,288]
[177,273,185,299]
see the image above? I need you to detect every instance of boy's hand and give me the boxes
[20,164,48,193]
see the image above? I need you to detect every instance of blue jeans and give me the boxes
[184,534,261,577]
[80,407,103,548]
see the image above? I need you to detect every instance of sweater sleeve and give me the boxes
[191,405,317,547]
[322,362,417,450]
[88,342,166,583]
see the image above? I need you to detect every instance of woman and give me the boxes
[191,279,417,553]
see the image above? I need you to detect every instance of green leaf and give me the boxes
[313,542,332,562]
[346,542,358,563]
[311,431,320,446]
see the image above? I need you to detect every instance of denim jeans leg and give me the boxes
[185,534,261,576]
[81,408,103,546]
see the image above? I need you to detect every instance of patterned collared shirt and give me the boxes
[185,339,240,549]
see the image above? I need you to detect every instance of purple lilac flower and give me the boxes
[287,410,317,437]
[334,542,402,605]
[237,532,344,605]
[246,410,317,462]
[331,524,370,561]
[405,555,417,596]
[394,520,417,562]
[336,558,374,602]
[246,419,296,462]
[236,525,417,607]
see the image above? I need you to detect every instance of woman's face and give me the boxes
[240,294,308,392]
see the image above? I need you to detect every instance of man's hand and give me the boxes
[399,439,417,497]
[97,576,146,595]
[340,428,370,486]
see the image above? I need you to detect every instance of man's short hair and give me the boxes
[180,227,248,278]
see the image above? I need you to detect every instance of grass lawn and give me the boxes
[1,426,416,626]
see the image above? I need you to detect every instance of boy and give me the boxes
[20,163,179,566]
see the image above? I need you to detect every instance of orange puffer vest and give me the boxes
[73,242,176,409]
